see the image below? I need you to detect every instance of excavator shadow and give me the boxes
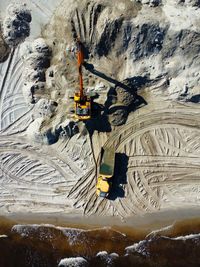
[108,153,129,200]
[84,62,148,134]
[84,62,149,93]
[84,61,148,111]
[85,113,112,135]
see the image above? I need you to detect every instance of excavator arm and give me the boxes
[73,39,91,120]
[77,40,84,100]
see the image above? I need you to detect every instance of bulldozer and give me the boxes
[96,148,115,198]
[73,39,91,120]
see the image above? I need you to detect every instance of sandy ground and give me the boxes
[0,0,200,223]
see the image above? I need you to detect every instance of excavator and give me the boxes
[74,39,91,120]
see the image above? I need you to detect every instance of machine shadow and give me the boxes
[84,62,149,92]
[84,62,148,135]
[108,153,129,200]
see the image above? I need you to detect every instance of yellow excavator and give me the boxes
[74,39,91,120]
[96,148,115,198]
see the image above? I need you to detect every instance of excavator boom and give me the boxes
[77,40,84,99]
[73,39,91,120]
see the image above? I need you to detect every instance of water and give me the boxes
[0,217,200,267]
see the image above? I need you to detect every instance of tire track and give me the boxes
[0,49,15,128]
[0,147,74,183]
[104,110,200,149]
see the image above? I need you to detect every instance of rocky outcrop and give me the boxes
[108,104,128,126]
[177,0,200,6]
[2,3,31,46]
[135,0,162,6]
[0,28,10,62]
[21,38,51,104]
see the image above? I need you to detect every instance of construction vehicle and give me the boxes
[74,39,91,120]
[96,148,115,198]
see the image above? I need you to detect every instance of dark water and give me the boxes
[0,217,200,267]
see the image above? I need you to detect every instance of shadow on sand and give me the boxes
[108,153,129,200]
[84,62,148,135]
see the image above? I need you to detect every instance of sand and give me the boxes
[0,0,200,224]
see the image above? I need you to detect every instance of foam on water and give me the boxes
[1,217,200,267]
[58,257,88,267]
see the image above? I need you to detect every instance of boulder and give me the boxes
[58,257,88,267]
[108,104,128,126]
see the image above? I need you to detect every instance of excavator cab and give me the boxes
[73,39,91,121]
[74,93,91,120]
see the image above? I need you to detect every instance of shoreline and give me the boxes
[1,206,200,236]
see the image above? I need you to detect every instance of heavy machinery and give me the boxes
[96,148,115,198]
[74,39,91,120]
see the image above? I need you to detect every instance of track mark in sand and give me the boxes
[29,0,52,17]
[1,108,33,135]
[68,108,200,217]
[0,49,15,103]
[0,138,81,211]
[0,46,31,133]
[125,125,200,211]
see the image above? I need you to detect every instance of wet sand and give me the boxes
[3,206,200,230]
[0,207,200,243]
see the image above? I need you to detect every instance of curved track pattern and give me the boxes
[0,134,94,213]
[0,46,32,134]
[68,107,200,217]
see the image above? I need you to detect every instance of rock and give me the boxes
[0,29,10,62]
[131,23,166,60]
[96,251,109,258]
[3,4,31,46]
[58,257,88,267]
[134,0,161,6]
[108,104,128,126]
[26,118,59,145]
[115,86,135,106]
[7,3,32,22]
[59,121,79,138]
[26,52,51,70]
[22,81,46,104]
[32,38,52,56]
[22,82,35,104]
[188,94,200,103]
[96,251,119,265]
[33,99,58,119]
[21,38,52,104]
[24,69,46,83]
[184,0,200,7]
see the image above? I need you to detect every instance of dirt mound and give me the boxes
[115,86,136,106]
[108,104,128,126]
[3,3,31,46]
